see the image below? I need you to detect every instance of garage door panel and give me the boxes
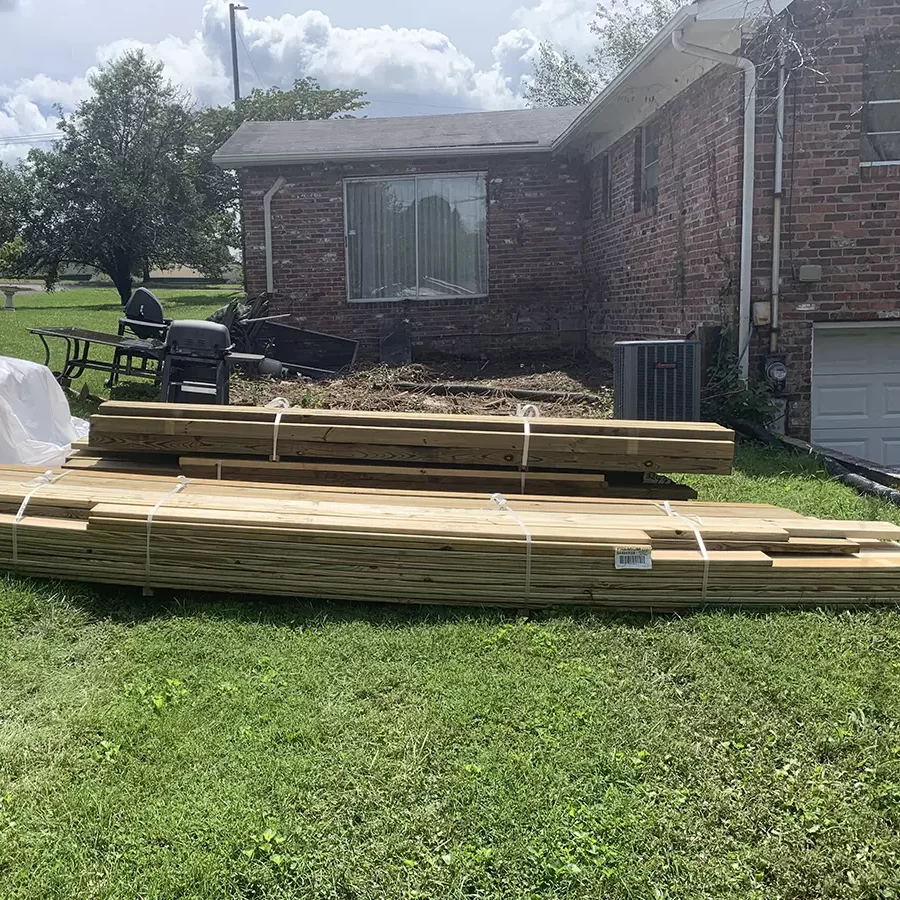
[886,384,900,417]
[814,328,900,375]
[813,383,870,419]
[884,439,900,467]
[812,325,900,465]
[810,432,871,459]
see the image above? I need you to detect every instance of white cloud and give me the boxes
[511,0,597,57]
[0,0,595,162]
[0,0,20,11]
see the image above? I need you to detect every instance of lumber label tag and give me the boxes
[614,548,652,570]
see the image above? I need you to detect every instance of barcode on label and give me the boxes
[614,547,652,570]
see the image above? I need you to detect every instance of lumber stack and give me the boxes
[1,464,898,610]
[74,401,736,498]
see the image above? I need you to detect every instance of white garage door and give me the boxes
[811,324,900,466]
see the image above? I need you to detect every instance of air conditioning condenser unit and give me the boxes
[614,339,701,421]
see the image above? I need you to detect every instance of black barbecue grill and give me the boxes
[159,320,233,404]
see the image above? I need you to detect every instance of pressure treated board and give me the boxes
[86,403,735,476]
[0,464,898,610]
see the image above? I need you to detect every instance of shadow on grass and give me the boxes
[4,572,680,631]
[7,571,845,637]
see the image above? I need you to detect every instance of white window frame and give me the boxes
[343,171,489,303]
[860,43,900,167]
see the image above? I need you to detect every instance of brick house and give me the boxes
[215,0,900,461]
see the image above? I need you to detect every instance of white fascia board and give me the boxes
[554,0,795,156]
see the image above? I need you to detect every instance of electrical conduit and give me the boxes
[770,51,787,353]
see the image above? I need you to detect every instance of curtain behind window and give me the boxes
[417,175,487,297]
[346,175,486,300]
[346,178,416,300]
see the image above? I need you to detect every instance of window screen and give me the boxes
[862,41,900,163]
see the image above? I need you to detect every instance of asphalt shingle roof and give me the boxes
[213,106,586,166]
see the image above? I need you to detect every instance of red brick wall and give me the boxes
[583,65,745,354]
[240,154,586,357]
[584,0,900,436]
[750,0,900,435]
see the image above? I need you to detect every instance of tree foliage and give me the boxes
[193,77,367,239]
[524,44,599,108]
[526,0,681,107]
[15,58,367,304]
[590,0,681,81]
[0,162,28,246]
[20,50,234,302]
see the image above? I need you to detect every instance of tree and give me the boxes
[0,162,28,246]
[193,78,368,228]
[524,44,600,107]
[526,0,681,107]
[590,0,681,81]
[21,50,235,303]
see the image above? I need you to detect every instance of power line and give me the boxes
[236,25,266,91]
[0,131,61,145]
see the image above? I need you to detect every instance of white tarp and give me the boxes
[0,356,90,467]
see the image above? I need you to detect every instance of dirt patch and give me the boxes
[231,353,614,419]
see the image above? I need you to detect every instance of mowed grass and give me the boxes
[2,580,900,899]
[1,445,900,898]
[3,287,900,896]
[0,284,234,404]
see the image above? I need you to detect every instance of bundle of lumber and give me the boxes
[2,464,898,610]
[75,401,735,498]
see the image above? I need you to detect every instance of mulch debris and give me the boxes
[230,354,614,419]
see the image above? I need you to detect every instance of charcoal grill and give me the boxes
[159,320,232,404]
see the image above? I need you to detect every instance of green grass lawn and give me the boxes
[2,287,900,897]
[0,284,234,406]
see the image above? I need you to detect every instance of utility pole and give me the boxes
[229,3,249,105]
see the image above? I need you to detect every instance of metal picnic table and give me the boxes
[29,326,164,386]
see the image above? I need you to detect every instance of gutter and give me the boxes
[672,26,757,380]
[552,4,699,152]
[263,176,286,296]
[213,142,553,169]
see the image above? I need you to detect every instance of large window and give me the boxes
[345,173,487,301]
[862,41,900,165]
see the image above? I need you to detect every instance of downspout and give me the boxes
[672,28,756,379]
[263,176,286,295]
[770,50,787,353]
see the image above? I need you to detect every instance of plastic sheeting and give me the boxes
[0,356,89,467]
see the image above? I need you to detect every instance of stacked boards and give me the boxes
[72,401,736,498]
[1,464,898,610]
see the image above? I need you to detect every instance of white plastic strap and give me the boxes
[515,404,540,494]
[657,501,709,601]
[216,460,223,481]
[144,476,190,594]
[489,492,532,603]
[12,470,70,565]
[270,410,285,462]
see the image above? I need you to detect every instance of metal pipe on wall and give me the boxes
[770,51,787,353]
[672,28,757,380]
[263,176,286,296]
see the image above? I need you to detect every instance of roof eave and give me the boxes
[552,3,699,153]
[212,141,554,169]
